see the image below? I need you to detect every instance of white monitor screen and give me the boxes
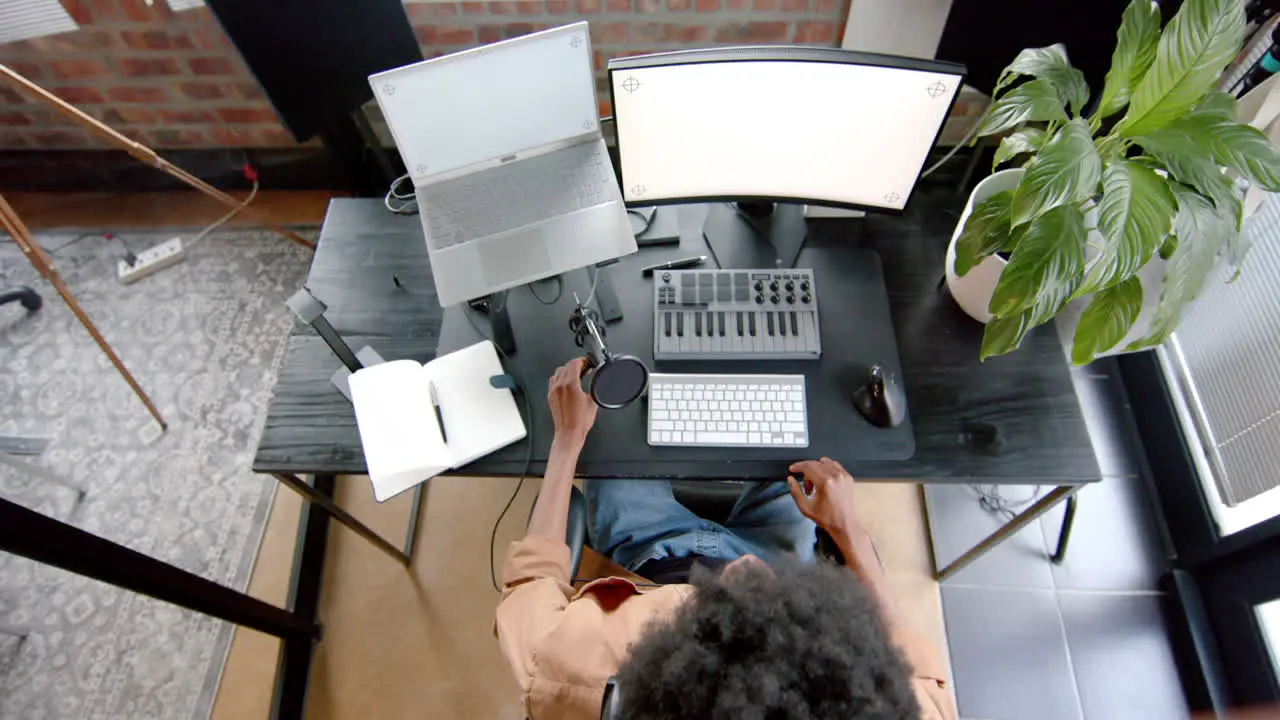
[370,22,599,183]
[610,51,964,211]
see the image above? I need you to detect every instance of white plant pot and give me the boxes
[947,168,1167,360]
[945,169,1022,324]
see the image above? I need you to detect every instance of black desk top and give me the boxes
[253,196,1103,485]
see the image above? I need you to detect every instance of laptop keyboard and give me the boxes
[422,143,615,249]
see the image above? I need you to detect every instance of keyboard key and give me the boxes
[749,313,757,336]
[695,313,702,337]
[767,312,775,336]
[677,313,684,336]
[736,312,744,336]
[782,422,805,432]
[785,412,804,422]
[661,431,672,442]
[789,311,798,336]
[654,410,669,420]
[698,431,748,444]
[683,431,695,443]
[664,313,672,337]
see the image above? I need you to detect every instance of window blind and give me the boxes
[1169,192,1280,507]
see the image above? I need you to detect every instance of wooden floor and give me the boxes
[2,190,342,230]
[8,191,951,719]
[210,476,950,720]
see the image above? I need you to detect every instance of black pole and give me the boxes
[0,495,317,641]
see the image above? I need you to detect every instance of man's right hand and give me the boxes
[786,457,861,537]
[547,357,597,447]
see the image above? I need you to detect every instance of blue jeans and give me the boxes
[585,480,816,573]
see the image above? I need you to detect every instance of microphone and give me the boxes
[569,304,649,409]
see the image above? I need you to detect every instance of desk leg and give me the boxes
[271,472,411,566]
[271,474,332,720]
[934,485,1081,581]
[1051,494,1079,564]
[0,494,318,641]
[404,482,425,561]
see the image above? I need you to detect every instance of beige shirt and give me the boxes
[495,535,958,720]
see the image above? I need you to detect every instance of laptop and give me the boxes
[369,23,637,307]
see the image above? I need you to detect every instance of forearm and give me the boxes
[832,524,905,629]
[525,434,583,542]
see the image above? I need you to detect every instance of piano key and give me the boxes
[718,311,726,337]
[677,312,685,337]
[748,313,757,336]
[695,312,702,337]
[767,312,775,336]
[664,312,672,337]
[736,312,744,336]
[790,311,798,336]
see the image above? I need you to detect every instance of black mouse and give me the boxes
[852,365,907,428]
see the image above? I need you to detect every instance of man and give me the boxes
[496,358,956,719]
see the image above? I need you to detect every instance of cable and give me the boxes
[920,119,984,180]
[967,484,1042,521]
[463,304,536,593]
[186,178,259,251]
[384,173,418,215]
[627,208,656,238]
[527,275,563,305]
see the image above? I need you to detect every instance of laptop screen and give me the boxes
[370,23,599,183]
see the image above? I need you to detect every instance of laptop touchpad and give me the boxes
[479,228,552,288]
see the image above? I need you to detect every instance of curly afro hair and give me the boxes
[613,559,920,719]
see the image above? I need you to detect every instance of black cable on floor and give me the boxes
[462,304,535,593]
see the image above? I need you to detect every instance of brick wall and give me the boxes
[0,0,986,151]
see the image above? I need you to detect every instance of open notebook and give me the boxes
[348,340,526,501]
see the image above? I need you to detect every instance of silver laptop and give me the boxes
[369,23,637,307]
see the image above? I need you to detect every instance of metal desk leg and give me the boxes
[271,472,411,566]
[0,495,318,642]
[404,482,426,561]
[1051,494,1079,564]
[934,485,1082,581]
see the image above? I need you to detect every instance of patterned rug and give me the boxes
[0,227,314,720]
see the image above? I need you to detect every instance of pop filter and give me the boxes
[569,305,649,410]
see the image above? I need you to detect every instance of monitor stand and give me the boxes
[702,201,807,270]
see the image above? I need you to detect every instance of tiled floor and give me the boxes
[924,356,1189,720]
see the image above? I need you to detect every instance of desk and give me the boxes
[250,195,1105,715]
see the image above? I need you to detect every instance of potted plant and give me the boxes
[949,0,1280,364]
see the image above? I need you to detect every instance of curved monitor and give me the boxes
[608,48,966,213]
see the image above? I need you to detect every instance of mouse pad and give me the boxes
[437,246,915,475]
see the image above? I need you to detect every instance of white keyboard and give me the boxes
[422,142,613,248]
[646,373,809,448]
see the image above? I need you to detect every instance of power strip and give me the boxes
[117,237,186,284]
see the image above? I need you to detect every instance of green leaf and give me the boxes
[1011,119,1102,226]
[1159,233,1179,259]
[989,204,1087,317]
[954,190,1015,276]
[1195,91,1239,119]
[1071,276,1145,364]
[980,309,1034,361]
[992,44,1091,115]
[1125,187,1235,349]
[1141,146,1235,210]
[1136,114,1280,192]
[1080,160,1176,295]
[976,79,1069,138]
[1117,0,1245,137]
[1097,0,1162,119]
[992,128,1048,170]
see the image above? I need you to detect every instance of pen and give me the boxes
[642,255,707,277]
[428,381,448,444]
